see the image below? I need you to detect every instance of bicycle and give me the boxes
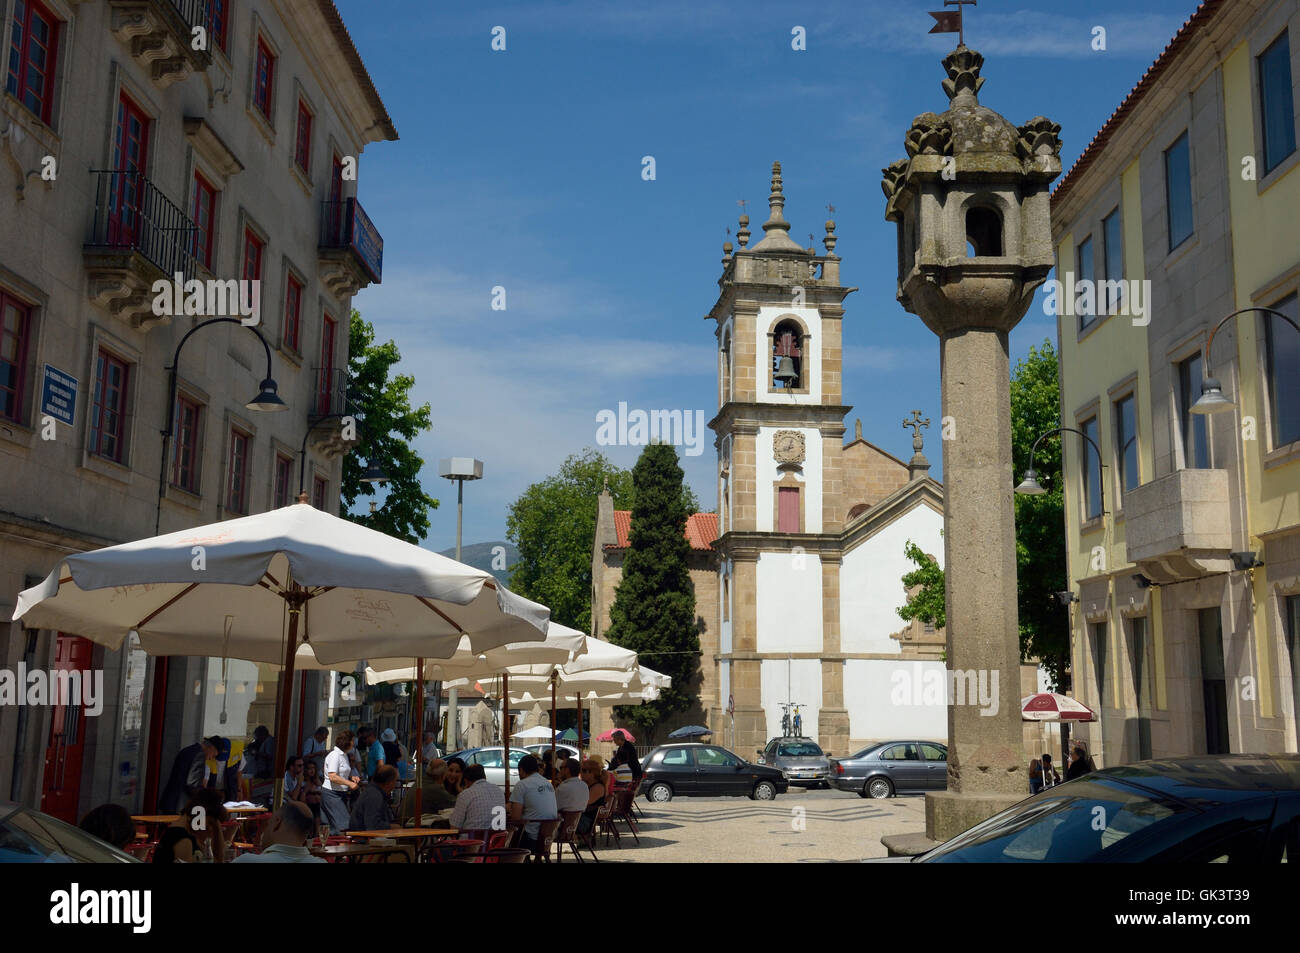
[791,704,803,737]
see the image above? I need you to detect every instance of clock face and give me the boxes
[773,430,805,464]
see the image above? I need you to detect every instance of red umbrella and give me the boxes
[597,728,634,742]
[1021,693,1096,721]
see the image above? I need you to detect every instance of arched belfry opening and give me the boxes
[772,320,803,389]
[965,206,1003,257]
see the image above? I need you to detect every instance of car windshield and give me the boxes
[778,743,823,757]
[921,780,1197,863]
[0,807,137,863]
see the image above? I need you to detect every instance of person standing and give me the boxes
[360,726,386,779]
[608,730,642,783]
[302,726,329,776]
[1065,746,1092,781]
[1041,753,1061,789]
[321,730,360,832]
[1029,757,1044,795]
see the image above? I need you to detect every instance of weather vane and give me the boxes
[929,0,976,46]
[737,199,747,214]
[826,203,836,216]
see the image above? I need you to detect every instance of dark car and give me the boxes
[639,743,789,802]
[759,737,831,787]
[900,754,1300,863]
[828,741,948,798]
[0,802,139,863]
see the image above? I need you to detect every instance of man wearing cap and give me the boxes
[359,726,386,779]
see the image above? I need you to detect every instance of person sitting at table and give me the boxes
[443,757,465,795]
[154,789,228,863]
[300,760,324,825]
[575,758,607,837]
[553,749,573,788]
[509,754,558,853]
[449,764,505,833]
[350,764,402,831]
[423,760,458,812]
[284,755,305,801]
[79,803,136,850]
[322,730,361,832]
[232,802,326,864]
[540,749,555,782]
[554,758,588,815]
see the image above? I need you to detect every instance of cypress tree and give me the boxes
[606,442,699,740]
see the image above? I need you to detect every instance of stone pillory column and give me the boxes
[881,46,1062,843]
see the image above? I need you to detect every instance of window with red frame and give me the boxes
[206,0,228,54]
[1,292,33,424]
[253,38,275,120]
[242,228,264,281]
[90,349,130,463]
[170,395,202,493]
[283,274,302,352]
[312,475,327,510]
[6,0,60,124]
[274,453,293,508]
[226,428,250,513]
[191,173,217,269]
[316,313,336,415]
[294,100,312,173]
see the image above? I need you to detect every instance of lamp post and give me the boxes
[156,318,287,533]
[439,457,484,753]
[1190,307,1300,416]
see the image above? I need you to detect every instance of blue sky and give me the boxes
[335,0,1198,550]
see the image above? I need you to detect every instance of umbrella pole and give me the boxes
[576,694,582,758]
[502,671,510,804]
[550,672,557,768]
[414,657,424,823]
[273,586,305,810]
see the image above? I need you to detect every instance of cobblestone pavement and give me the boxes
[575,787,927,863]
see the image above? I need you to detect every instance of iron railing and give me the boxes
[170,0,211,30]
[311,367,349,419]
[319,197,383,282]
[87,170,197,282]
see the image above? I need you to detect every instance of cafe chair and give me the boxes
[529,819,561,863]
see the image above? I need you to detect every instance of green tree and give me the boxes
[1011,340,1069,690]
[505,448,698,633]
[895,340,1069,688]
[897,540,945,630]
[606,443,699,740]
[340,310,439,543]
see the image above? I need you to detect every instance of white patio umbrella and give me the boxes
[511,725,557,740]
[12,503,550,805]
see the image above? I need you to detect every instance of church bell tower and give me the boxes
[707,163,858,756]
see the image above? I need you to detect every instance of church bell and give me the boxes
[774,356,797,385]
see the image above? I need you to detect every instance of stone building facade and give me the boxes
[0,0,395,819]
[1052,0,1300,765]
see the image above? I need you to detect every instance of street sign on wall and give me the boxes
[41,364,78,426]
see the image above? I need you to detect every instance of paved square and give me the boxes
[582,788,927,863]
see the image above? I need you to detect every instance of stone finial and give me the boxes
[1017,116,1063,160]
[722,240,733,264]
[854,418,863,441]
[823,220,838,256]
[904,113,952,158]
[942,45,985,102]
[751,161,808,253]
[880,159,909,199]
[736,214,750,248]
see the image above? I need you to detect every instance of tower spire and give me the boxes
[750,161,809,253]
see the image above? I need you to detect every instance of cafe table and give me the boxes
[309,842,414,863]
[346,827,461,861]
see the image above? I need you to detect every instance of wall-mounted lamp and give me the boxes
[1132,573,1153,589]
[1230,551,1263,571]
[1055,591,1078,606]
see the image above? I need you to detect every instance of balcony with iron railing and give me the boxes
[318,198,384,297]
[108,0,215,88]
[307,367,356,456]
[84,169,197,329]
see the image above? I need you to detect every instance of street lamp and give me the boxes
[439,456,484,753]
[156,318,287,533]
[1191,307,1300,415]
[1014,427,1106,515]
[298,413,389,500]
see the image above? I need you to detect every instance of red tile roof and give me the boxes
[1051,0,1223,210]
[608,511,718,551]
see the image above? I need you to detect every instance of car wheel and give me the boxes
[647,782,673,802]
[867,777,893,799]
[752,781,777,801]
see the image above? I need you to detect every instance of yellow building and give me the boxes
[1052,0,1300,766]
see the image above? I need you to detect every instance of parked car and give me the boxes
[829,741,948,798]
[897,754,1300,863]
[638,743,788,802]
[0,802,139,863]
[445,746,532,787]
[758,737,832,787]
[522,742,581,761]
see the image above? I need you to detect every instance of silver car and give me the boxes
[828,741,948,798]
[759,737,831,787]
